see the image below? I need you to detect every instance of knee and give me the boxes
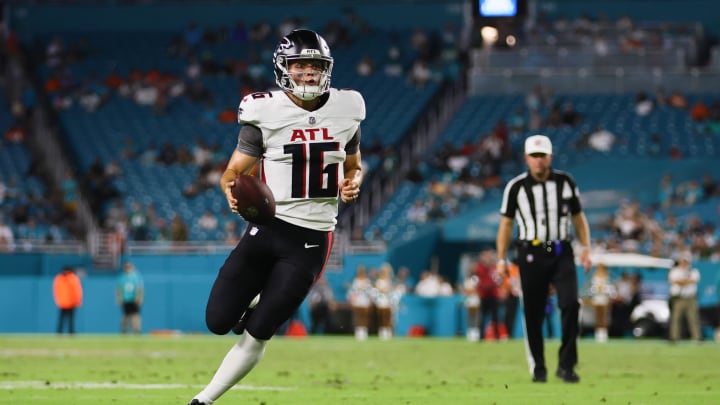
[205,310,233,335]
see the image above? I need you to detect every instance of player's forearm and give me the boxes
[220,169,238,190]
[344,153,363,185]
[345,167,363,186]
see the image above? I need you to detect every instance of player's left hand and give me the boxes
[340,178,360,203]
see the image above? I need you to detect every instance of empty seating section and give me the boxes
[42,29,440,240]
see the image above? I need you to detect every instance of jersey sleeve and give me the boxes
[237,92,265,125]
[346,89,366,122]
[236,124,264,157]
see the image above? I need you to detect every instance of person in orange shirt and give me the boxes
[53,266,83,334]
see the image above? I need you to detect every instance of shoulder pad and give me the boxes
[334,88,366,121]
[237,91,279,125]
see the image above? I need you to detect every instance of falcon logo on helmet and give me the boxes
[273,29,333,101]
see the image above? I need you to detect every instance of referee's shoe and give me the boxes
[556,368,580,383]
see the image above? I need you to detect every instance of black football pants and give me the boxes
[205,218,332,339]
[517,245,579,372]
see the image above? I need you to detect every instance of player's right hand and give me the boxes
[224,180,238,213]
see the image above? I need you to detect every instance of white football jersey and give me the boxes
[237,88,365,231]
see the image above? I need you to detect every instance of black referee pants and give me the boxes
[517,244,579,373]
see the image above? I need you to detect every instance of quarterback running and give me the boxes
[188,29,364,405]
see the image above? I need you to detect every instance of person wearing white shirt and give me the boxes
[668,253,701,342]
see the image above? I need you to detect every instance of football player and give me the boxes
[188,29,364,405]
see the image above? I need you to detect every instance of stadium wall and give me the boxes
[1,252,717,335]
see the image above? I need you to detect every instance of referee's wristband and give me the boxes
[497,259,506,264]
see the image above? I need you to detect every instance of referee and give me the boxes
[496,134,592,384]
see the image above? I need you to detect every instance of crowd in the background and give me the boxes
[13,14,463,248]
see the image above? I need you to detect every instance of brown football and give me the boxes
[231,175,276,225]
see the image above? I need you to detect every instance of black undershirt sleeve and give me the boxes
[345,127,361,154]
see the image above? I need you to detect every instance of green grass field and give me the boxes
[0,334,717,405]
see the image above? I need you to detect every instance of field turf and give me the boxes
[0,334,717,404]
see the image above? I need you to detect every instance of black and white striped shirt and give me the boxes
[500,169,583,242]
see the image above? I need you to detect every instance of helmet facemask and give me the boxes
[275,53,333,101]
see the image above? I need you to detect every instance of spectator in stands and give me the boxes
[46,36,64,67]
[78,77,109,112]
[128,202,149,241]
[104,159,122,179]
[60,169,79,216]
[409,59,431,89]
[634,91,654,116]
[53,266,83,334]
[560,101,582,127]
[406,199,428,223]
[525,85,548,111]
[508,107,527,135]
[4,120,26,144]
[668,252,702,342]
[426,198,447,221]
[701,173,719,199]
[648,134,662,157]
[222,221,241,246]
[691,99,710,122]
[169,214,188,242]
[356,55,374,76]
[588,125,616,152]
[683,179,704,206]
[157,143,178,165]
[308,276,336,335]
[139,142,158,165]
[546,103,563,127]
[668,90,688,110]
[654,86,667,106]
[383,39,404,77]
[658,173,675,210]
[198,209,219,231]
[116,261,143,334]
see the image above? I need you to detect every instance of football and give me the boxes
[231,174,276,225]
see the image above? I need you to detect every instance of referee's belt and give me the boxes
[516,240,572,254]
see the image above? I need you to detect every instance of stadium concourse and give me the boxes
[0,0,719,337]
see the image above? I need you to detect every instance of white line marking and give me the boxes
[0,381,296,391]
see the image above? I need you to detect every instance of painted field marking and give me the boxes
[0,381,296,391]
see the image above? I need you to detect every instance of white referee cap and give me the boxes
[525,134,553,155]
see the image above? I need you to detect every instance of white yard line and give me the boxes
[0,381,296,391]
